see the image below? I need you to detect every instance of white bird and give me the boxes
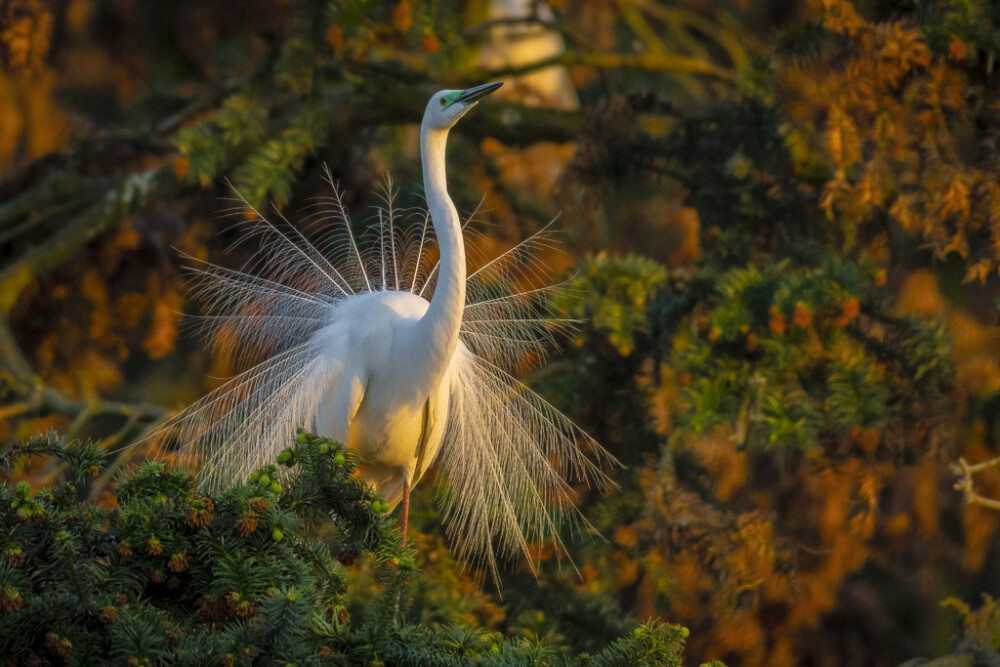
[152,82,615,578]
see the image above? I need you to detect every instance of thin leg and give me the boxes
[401,479,410,545]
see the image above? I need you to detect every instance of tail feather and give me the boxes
[437,348,617,581]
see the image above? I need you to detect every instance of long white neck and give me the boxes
[414,120,465,386]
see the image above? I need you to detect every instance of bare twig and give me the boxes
[0,313,166,455]
[0,172,96,230]
[0,371,165,427]
[0,167,185,316]
[952,456,1000,511]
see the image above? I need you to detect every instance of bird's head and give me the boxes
[423,82,503,131]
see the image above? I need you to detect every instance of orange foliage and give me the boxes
[23,227,199,404]
[81,269,112,341]
[144,290,183,360]
[786,0,1000,280]
[3,3,997,665]
[421,34,440,54]
[834,297,860,328]
[1,0,51,73]
[769,310,786,335]
[627,429,912,665]
[912,459,940,537]
[0,0,66,174]
[74,350,124,399]
[392,0,413,33]
[326,26,344,51]
[688,430,748,502]
[613,524,638,548]
[792,302,813,329]
[895,270,1000,396]
[113,220,142,252]
[962,504,998,572]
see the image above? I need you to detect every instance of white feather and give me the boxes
[146,87,616,578]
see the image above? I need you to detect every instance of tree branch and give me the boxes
[469,50,733,82]
[952,456,1000,511]
[0,368,165,426]
[0,167,187,316]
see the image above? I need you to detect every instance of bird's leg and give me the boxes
[401,479,410,545]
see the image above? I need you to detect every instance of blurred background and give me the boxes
[3,0,1000,664]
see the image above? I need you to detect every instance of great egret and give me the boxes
[152,82,615,578]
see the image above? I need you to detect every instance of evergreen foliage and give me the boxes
[542,14,962,660]
[563,92,955,456]
[0,431,706,666]
[4,0,1000,664]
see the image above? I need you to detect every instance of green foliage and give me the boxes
[772,19,831,67]
[167,0,483,210]
[522,67,965,658]
[669,255,945,449]
[560,244,951,453]
[940,594,1000,663]
[0,432,106,482]
[0,429,385,664]
[560,254,669,356]
[561,92,955,454]
[659,100,821,268]
[233,122,322,209]
[577,622,688,666]
[921,0,1000,62]
[0,431,704,665]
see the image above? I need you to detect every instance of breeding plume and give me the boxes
[155,82,614,578]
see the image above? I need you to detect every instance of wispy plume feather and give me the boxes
[143,174,617,579]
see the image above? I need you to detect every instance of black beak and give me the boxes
[456,82,503,105]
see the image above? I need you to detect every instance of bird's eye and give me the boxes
[439,97,447,106]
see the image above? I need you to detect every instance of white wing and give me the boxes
[436,346,616,581]
[136,176,617,578]
[150,339,342,490]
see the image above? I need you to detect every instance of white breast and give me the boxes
[312,290,455,505]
